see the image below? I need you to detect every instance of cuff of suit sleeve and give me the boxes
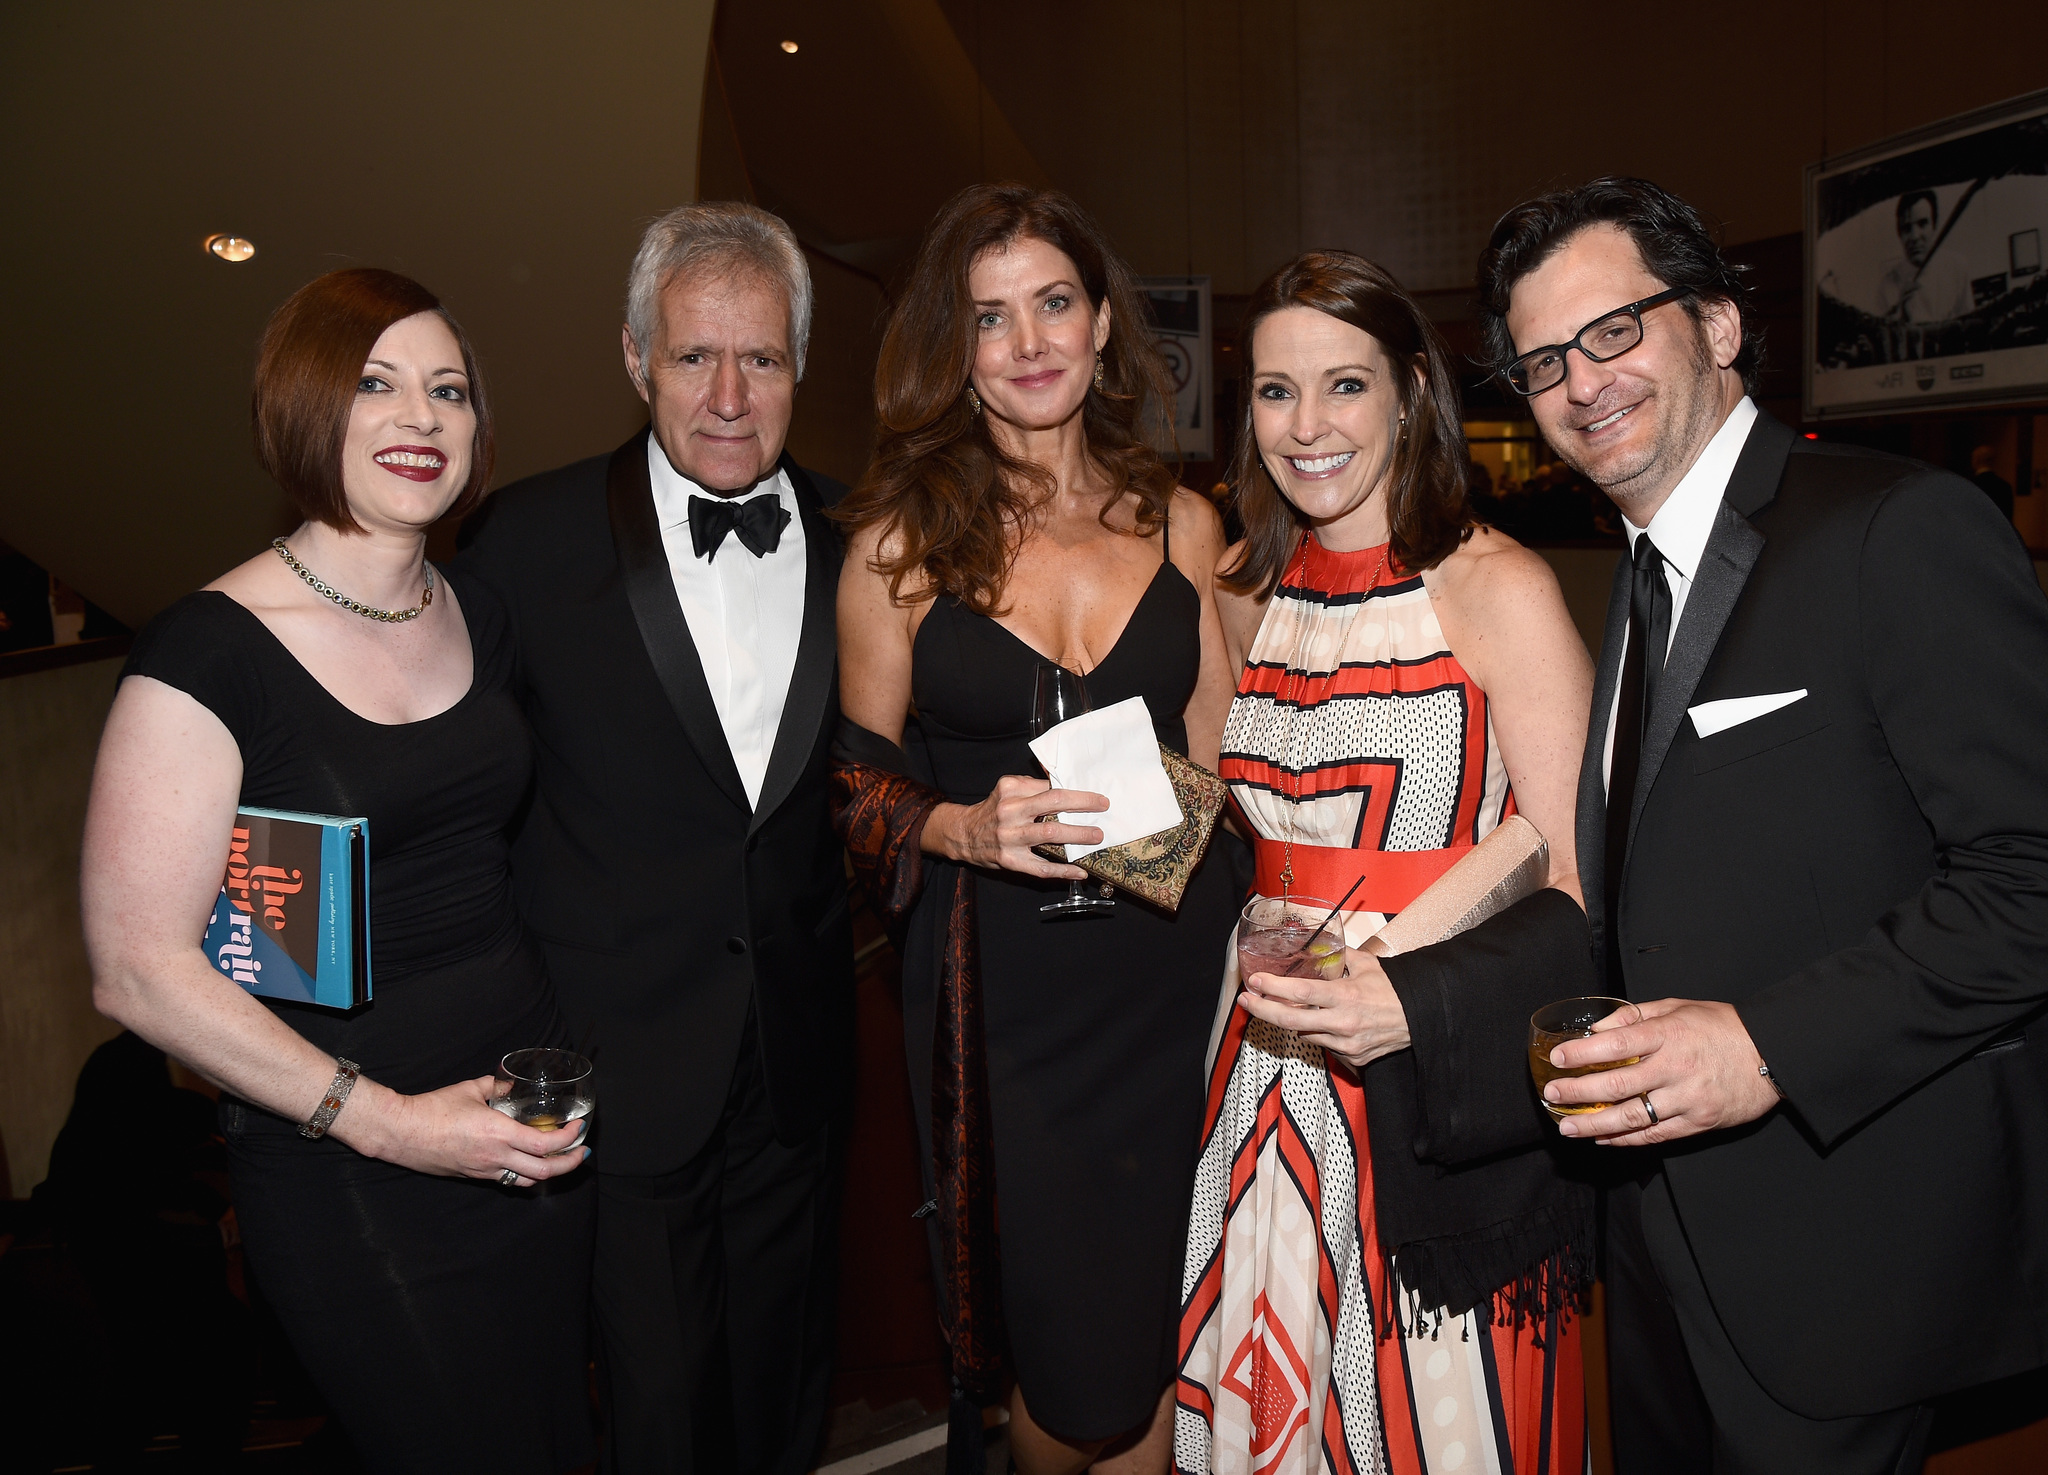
[1735,948,1934,1146]
[1735,974,1851,1141]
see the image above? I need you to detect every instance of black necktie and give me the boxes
[687,492,790,560]
[1605,534,1672,989]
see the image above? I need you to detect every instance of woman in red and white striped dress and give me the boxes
[1176,253,1597,1475]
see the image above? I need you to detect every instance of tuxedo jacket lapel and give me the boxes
[1578,410,1796,959]
[1624,411,1792,853]
[750,453,838,835]
[605,431,750,813]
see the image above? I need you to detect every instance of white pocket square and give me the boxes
[1689,689,1807,738]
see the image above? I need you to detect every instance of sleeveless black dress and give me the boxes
[120,574,594,1475]
[906,536,1241,1440]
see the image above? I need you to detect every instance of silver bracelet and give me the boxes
[300,1057,361,1139]
[1758,1060,1787,1100]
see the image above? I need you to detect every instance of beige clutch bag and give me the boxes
[1034,745,1228,912]
[1360,814,1549,956]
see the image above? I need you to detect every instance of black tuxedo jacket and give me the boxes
[456,429,854,1175]
[1577,410,2048,1418]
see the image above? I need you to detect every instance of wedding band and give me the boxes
[498,1168,520,1186]
[1640,1092,1660,1126]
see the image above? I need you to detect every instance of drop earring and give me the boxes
[1093,355,1106,393]
[966,385,982,416]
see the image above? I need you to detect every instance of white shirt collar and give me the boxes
[646,432,792,533]
[1623,396,1758,582]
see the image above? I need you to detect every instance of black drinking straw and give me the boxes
[1310,873,1369,941]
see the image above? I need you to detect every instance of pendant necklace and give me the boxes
[1276,530,1387,895]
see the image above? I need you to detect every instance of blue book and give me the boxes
[202,806,371,1010]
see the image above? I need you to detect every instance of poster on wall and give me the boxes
[1138,276,1211,459]
[1806,88,2048,418]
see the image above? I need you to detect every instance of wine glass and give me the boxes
[490,1048,595,1153]
[1527,997,1642,1122]
[1031,661,1115,919]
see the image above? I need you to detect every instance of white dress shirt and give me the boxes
[1602,395,1759,791]
[647,435,807,809]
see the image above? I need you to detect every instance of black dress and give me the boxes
[121,575,594,1475]
[905,540,1240,1440]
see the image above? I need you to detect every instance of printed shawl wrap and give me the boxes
[830,720,1006,1402]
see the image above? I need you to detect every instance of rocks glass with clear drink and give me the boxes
[1237,894,1347,986]
[490,1047,595,1153]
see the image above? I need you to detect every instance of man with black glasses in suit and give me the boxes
[459,202,852,1475]
[1477,177,2048,1474]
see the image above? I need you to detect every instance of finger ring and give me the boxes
[498,1168,520,1186]
[1640,1092,1660,1126]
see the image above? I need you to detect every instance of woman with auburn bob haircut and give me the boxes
[81,269,595,1473]
[833,184,1242,1474]
[1175,252,1596,1475]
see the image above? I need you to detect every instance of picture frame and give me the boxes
[1138,276,1212,459]
[1805,88,2048,419]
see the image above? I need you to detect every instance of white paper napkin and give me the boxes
[1026,695,1184,861]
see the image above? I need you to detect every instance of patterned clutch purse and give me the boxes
[1034,744,1229,912]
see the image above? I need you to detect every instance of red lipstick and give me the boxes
[374,444,447,482]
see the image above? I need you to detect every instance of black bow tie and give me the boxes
[687,492,790,560]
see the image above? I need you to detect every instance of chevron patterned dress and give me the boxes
[1175,532,1582,1475]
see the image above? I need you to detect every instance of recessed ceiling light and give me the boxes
[780,39,799,53]
[205,233,256,263]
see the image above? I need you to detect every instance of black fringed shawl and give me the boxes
[1368,886,1600,1332]
[829,719,1007,1404]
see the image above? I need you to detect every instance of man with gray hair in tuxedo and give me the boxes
[459,201,855,1474]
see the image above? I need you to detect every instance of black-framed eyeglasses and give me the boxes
[1501,287,1692,397]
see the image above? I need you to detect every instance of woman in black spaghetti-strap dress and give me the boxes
[912,523,1241,1426]
[833,185,1242,1472]
[82,270,592,1475]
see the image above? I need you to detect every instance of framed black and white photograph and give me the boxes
[1138,275,1212,459]
[1805,88,2048,418]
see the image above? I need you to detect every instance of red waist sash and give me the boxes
[1253,837,1469,916]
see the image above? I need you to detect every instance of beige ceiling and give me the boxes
[712,0,1048,284]
[726,0,2048,296]
[711,0,2043,475]
[7,0,2041,626]
[2,1,715,628]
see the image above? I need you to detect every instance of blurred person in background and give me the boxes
[1971,445,2015,522]
[14,1032,250,1470]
